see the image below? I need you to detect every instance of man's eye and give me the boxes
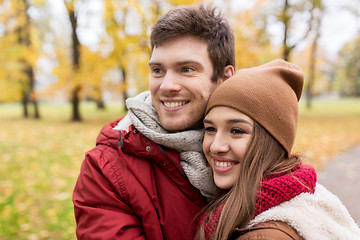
[151,67,164,77]
[153,68,162,74]
[182,67,194,73]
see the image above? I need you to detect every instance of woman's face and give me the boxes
[203,106,254,190]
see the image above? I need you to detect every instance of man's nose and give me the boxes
[160,71,182,92]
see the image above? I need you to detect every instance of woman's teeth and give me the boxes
[215,161,236,167]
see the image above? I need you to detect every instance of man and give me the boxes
[73,4,235,240]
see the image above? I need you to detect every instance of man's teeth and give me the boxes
[163,101,187,108]
[215,161,236,168]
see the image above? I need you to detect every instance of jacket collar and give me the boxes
[96,118,167,159]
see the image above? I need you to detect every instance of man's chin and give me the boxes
[160,120,190,132]
[162,123,188,132]
[160,119,203,132]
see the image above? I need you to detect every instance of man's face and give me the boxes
[149,36,220,131]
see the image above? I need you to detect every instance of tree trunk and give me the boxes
[71,85,82,121]
[354,48,360,97]
[26,64,40,119]
[18,0,41,119]
[22,90,29,118]
[306,6,323,109]
[33,98,40,119]
[282,0,290,61]
[94,87,106,110]
[96,98,106,110]
[120,66,128,111]
[68,4,82,121]
[306,40,317,109]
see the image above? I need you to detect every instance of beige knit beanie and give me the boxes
[205,59,304,157]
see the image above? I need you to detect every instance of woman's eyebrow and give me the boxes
[227,119,253,126]
[203,119,213,124]
[203,118,252,126]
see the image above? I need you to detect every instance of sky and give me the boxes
[319,0,359,57]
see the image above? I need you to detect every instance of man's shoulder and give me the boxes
[234,221,303,240]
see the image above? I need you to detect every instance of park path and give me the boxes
[317,144,360,225]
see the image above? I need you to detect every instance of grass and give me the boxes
[0,98,360,239]
[295,98,360,168]
[0,102,126,240]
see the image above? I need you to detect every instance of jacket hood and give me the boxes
[96,119,120,150]
[96,118,160,159]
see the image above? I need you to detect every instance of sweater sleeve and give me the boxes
[72,147,146,240]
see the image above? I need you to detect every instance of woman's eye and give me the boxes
[231,128,246,135]
[204,126,216,133]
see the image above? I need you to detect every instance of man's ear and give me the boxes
[220,65,235,83]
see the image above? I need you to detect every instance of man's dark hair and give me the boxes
[150,5,235,82]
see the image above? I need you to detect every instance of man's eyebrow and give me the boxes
[148,61,162,66]
[148,60,203,67]
[175,60,201,66]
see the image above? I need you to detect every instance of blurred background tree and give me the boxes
[0,0,45,118]
[335,0,360,98]
[0,0,359,121]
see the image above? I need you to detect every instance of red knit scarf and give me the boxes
[201,164,317,240]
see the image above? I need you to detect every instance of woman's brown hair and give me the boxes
[196,121,301,240]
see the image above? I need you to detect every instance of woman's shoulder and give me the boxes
[233,221,304,240]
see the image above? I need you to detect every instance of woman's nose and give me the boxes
[209,133,229,154]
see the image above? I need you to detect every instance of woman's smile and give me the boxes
[213,157,239,173]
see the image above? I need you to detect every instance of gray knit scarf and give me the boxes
[125,91,217,199]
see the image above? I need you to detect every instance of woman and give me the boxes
[196,59,360,240]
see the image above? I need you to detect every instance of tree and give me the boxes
[337,36,360,97]
[65,0,82,121]
[304,0,323,108]
[0,0,42,118]
[256,0,325,108]
[230,0,277,69]
[102,0,142,111]
[260,0,323,61]
[18,0,41,118]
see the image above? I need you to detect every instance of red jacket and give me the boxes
[73,119,207,240]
